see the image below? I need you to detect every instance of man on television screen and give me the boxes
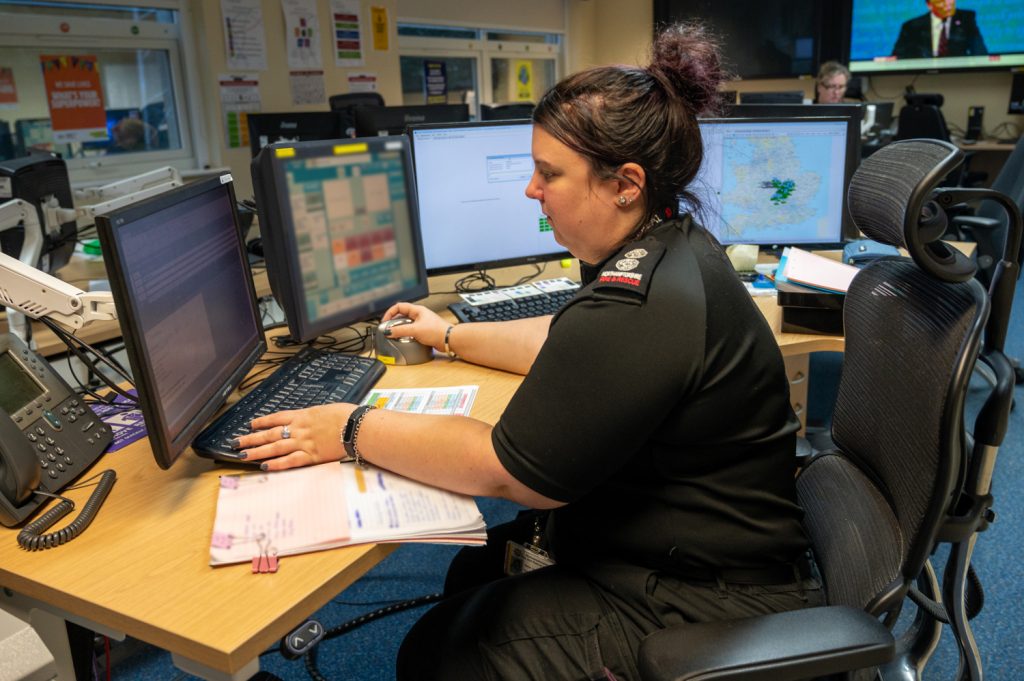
[891,0,987,58]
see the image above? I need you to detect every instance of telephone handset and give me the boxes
[0,333,114,531]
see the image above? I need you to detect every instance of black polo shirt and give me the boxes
[492,216,809,573]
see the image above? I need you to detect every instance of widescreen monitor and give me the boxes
[654,0,846,78]
[247,111,346,157]
[408,120,569,276]
[849,0,1024,74]
[727,103,863,159]
[251,136,428,343]
[686,117,856,249]
[95,175,265,469]
[353,104,469,137]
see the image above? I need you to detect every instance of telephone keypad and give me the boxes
[22,396,113,496]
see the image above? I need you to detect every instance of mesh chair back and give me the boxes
[799,262,986,611]
[799,139,989,613]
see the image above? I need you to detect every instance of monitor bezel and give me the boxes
[96,175,266,470]
[407,119,572,277]
[352,104,470,137]
[694,115,859,251]
[252,136,430,343]
[246,111,346,157]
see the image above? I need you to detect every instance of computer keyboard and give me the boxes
[448,277,581,323]
[192,347,385,461]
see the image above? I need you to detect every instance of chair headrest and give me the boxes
[848,139,976,283]
[905,93,944,107]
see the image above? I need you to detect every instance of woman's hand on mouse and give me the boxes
[382,303,450,352]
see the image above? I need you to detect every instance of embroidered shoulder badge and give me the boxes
[594,238,666,301]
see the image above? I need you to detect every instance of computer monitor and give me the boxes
[686,117,856,250]
[246,111,346,157]
[739,91,805,105]
[727,103,863,160]
[0,152,77,273]
[95,175,265,469]
[14,118,54,156]
[353,104,469,137]
[250,136,429,343]
[408,120,569,276]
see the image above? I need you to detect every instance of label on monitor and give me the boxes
[0,177,11,199]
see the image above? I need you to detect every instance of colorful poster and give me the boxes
[221,0,268,72]
[347,72,378,93]
[514,60,533,102]
[370,6,389,51]
[424,60,447,104]
[40,54,107,143]
[330,0,364,67]
[0,67,17,108]
[219,74,261,149]
[289,69,325,105]
[281,0,323,69]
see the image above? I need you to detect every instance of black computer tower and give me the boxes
[0,152,76,273]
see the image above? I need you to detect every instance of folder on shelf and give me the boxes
[776,246,860,294]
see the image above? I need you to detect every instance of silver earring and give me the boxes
[617,195,628,206]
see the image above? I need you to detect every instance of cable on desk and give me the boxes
[453,270,497,293]
[42,318,137,404]
[17,470,116,551]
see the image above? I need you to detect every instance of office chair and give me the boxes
[894,93,951,142]
[328,92,385,138]
[949,135,1024,289]
[328,92,385,111]
[638,139,1019,681]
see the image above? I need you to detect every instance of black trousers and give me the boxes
[396,514,825,681]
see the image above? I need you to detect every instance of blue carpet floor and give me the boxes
[109,276,1024,681]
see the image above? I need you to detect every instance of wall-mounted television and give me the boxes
[653,1,848,79]
[849,0,1024,74]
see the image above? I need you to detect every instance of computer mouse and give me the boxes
[375,316,432,366]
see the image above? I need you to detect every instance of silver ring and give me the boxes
[281,425,291,440]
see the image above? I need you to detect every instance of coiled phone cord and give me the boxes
[17,470,116,551]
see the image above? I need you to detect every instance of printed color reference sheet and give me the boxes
[210,463,486,566]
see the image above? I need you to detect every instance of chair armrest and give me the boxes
[637,605,894,681]
[951,215,1001,234]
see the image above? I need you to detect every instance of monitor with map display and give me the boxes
[685,117,857,249]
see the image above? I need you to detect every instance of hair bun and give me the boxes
[648,22,727,116]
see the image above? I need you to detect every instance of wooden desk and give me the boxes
[0,266,840,680]
[0,349,522,680]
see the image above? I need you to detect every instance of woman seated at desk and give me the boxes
[236,22,823,681]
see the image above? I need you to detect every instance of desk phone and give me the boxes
[0,333,112,528]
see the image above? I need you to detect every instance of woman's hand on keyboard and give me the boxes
[382,302,449,353]
[235,403,357,471]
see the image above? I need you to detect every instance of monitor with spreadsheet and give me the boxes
[353,104,469,137]
[687,117,856,249]
[408,120,568,276]
[247,112,346,157]
[95,175,265,469]
[251,136,428,343]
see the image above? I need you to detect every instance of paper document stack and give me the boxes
[209,384,486,566]
[776,247,861,294]
[210,462,487,566]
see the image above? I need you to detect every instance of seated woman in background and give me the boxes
[236,21,823,680]
[816,60,851,103]
[108,116,158,153]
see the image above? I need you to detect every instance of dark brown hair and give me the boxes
[533,22,727,238]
